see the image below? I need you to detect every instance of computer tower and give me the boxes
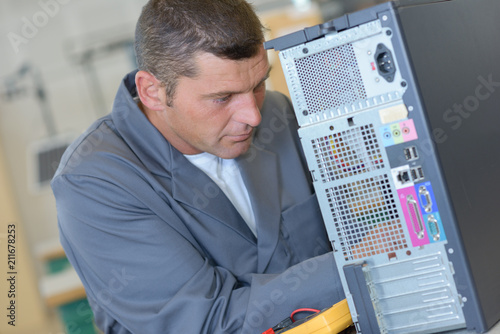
[265,0,500,333]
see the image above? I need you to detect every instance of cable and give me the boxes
[262,299,352,334]
[290,308,320,322]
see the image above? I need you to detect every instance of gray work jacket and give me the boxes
[52,71,344,334]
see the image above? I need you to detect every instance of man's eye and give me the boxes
[214,95,231,104]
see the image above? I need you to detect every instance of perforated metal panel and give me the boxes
[311,124,384,183]
[326,174,408,261]
[294,43,367,115]
[268,5,479,332]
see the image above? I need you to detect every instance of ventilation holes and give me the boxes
[327,174,408,260]
[311,124,384,183]
[295,43,367,114]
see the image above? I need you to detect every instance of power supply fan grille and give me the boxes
[326,174,408,260]
[311,124,384,183]
[294,43,367,115]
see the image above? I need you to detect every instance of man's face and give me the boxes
[153,46,270,159]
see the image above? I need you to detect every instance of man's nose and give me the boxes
[234,93,262,127]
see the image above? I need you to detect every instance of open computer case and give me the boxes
[265,0,500,333]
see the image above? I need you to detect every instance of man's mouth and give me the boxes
[228,130,253,142]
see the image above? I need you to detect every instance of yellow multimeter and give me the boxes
[275,299,353,334]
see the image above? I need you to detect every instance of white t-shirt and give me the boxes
[184,152,257,237]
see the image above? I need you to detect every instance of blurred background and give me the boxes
[0,0,387,333]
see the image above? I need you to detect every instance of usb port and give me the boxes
[411,146,419,159]
[410,168,418,181]
[403,146,419,161]
[404,148,412,160]
[417,167,424,179]
[410,166,425,182]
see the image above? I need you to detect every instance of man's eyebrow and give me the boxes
[258,66,272,86]
[203,66,273,99]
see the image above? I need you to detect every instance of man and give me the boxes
[52,0,344,333]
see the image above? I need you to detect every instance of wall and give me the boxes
[0,0,146,250]
[0,1,146,332]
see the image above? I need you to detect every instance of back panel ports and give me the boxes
[392,166,414,188]
[403,146,419,161]
[427,214,441,241]
[406,194,425,239]
[418,186,433,213]
[410,166,424,182]
[398,170,411,184]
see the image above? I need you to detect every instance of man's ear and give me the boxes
[135,70,167,111]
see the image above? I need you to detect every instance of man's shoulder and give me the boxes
[52,117,127,179]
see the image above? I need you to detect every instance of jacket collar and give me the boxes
[170,147,257,243]
[238,145,281,272]
[111,70,175,177]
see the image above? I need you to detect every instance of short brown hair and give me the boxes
[135,0,265,100]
